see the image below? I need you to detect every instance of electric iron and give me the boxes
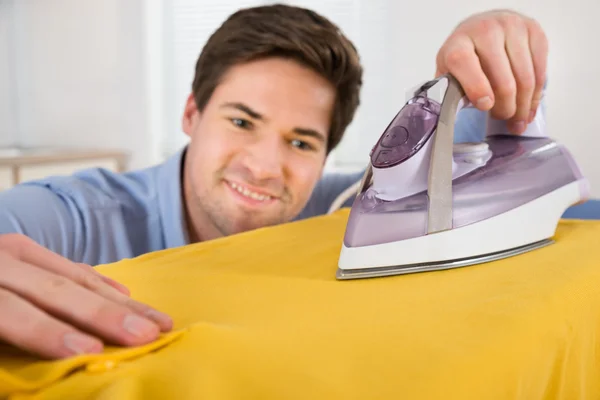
[336,74,590,280]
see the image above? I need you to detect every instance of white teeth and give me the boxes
[229,182,272,201]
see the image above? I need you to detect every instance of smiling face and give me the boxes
[181,57,336,242]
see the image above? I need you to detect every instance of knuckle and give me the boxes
[532,90,544,102]
[39,275,72,296]
[495,80,517,99]
[530,101,541,114]
[492,107,515,120]
[444,46,471,70]
[0,249,9,265]
[500,13,524,29]
[435,50,445,71]
[0,233,31,255]
[528,18,546,38]
[517,75,536,92]
[491,99,516,119]
[22,318,53,346]
[80,272,104,292]
[535,72,547,87]
[0,289,42,345]
[473,18,502,38]
[539,32,549,49]
[122,297,150,314]
[96,294,133,319]
[0,288,74,359]
[84,301,122,327]
[0,233,25,247]
[528,20,549,52]
[77,262,93,270]
[514,109,529,120]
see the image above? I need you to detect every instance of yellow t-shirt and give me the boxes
[2,209,600,400]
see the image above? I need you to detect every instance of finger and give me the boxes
[437,33,495,110]
[0,235,118,294]
[527,18,548,122]
[0,254,162,347]
[470,20,518,121]
[75,268,173,332]
[504,19,536,134]
[0,287,103,359]
[0,235,170,329]
[76,262,131,296]
[59,262,171,332]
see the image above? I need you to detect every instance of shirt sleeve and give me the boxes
[0,183,83,260]
[454,79,549,143]
[296,170,365,219]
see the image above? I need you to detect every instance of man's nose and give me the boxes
[243,136,285,180]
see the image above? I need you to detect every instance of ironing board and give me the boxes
[1,209,600,399]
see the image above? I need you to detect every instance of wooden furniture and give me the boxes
[0,147,129,191]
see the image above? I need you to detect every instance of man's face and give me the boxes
[181,57,335,241]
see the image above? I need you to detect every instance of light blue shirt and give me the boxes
[0,106,595,265]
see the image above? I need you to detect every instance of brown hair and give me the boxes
[191,4,363,154]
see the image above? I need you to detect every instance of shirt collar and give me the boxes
[156,146,190,249]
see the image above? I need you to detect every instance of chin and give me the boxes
[220,206,289,235]
[220,218,272,237]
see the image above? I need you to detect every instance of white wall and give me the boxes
[1,0,155,169]
[0,0,18,147]
[1,0,599,197]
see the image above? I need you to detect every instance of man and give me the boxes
[0,5,548,359]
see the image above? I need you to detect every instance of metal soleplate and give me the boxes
[335,239,554,280]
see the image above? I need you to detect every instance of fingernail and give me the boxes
[123,314,158,338]
[145,309,174,331]
[529,109,536,123]
[510,120,526,134]
[64,333,103,355]
[476,96,493,109]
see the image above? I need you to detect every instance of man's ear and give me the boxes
[182,94,199,137]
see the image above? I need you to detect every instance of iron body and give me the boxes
[337,75,590,280]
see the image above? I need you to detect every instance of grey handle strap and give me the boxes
[426,74,465,234]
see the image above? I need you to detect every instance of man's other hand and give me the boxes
[0,234,173,359]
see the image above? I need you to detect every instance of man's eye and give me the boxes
[231,118,251,129]
[291,139,314,151]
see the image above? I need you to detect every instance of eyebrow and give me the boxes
[221,102,262,119]
[220,102,326,143]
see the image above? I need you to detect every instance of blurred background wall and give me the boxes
[0,0,598,196]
